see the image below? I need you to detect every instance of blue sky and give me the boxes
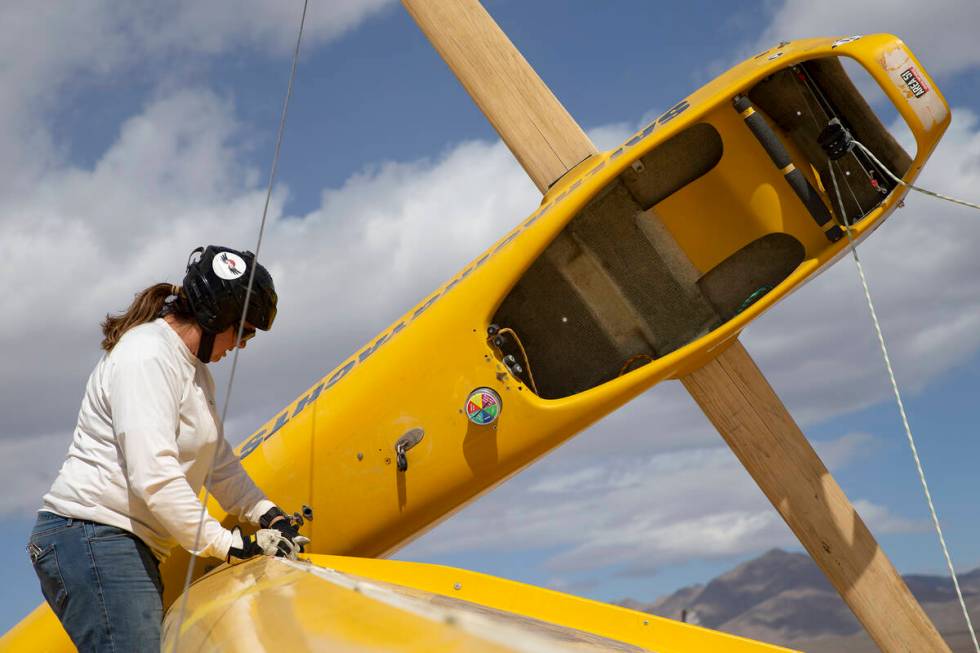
[2,0,980,635]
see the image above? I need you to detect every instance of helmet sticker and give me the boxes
[465,387,502,425]
[213,251,247,280]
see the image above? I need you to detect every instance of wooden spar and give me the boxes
[400,0,596,193]
[400,1,950,651]
[682,343,948,652]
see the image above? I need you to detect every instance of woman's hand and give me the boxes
[226,526,309,563]
[259,506,307,552]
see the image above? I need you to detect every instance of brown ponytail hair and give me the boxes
[101,283,192,351]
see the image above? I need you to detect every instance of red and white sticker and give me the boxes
[900,67,929,98]
[213,251,246,280]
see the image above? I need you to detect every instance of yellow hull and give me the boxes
[222,32,948,567]
[162,555,800,652]
[1,33,949,652]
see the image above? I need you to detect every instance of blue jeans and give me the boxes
[29,511,164,652]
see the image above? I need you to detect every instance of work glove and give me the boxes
[259,506,307,552]
[226,526,309,563]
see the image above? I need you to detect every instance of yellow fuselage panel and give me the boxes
[162,555,800,653]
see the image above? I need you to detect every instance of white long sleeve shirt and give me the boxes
[42,318,274,561]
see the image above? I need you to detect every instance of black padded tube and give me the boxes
[744,113,792,170]
[734,95,833,230]
[784,169,832,226]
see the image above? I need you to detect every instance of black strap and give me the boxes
[260,506,287,529]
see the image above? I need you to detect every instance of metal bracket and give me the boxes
[395,428,424,472]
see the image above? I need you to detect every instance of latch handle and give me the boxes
[394,428,424,472]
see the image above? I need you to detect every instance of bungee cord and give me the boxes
[169,1,309,649]
[854,140,980,213]
[827,159,980,653]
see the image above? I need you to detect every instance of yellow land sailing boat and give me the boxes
[1,33,950,653]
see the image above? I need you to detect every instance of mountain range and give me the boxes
[618,549,980,652]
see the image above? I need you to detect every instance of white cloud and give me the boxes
[852,499,928,535]
[529,467,607,494]
[0,1,395,92]
[812,432,877,469]
[126,0,397,57]
[0,1,395,198]
[756,0,980,77]
[0,433,76,516]
[0,85,541,514]
[401,436,918,576]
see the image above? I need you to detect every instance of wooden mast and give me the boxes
[400,1,596,194]
[400,1,950,651]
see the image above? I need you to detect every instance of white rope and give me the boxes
[169,1,309,649]
[854,140,980,212]
[827,160,980,652]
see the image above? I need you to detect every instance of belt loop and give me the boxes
[66,517,73,527]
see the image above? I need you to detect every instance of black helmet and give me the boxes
[182,245,277,362]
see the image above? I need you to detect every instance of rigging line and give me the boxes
[826,161,980,653]
[791,69,877,191]
[835,158,867,223]
[797,63,835,119]
[847,148,877,187]
[796,59,873,178]
[169,1,309,650]
[854,139,980,212]
[795,71,884,224]
[790,72,863,206]
[791,69,828,126]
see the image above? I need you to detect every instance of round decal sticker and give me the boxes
[213,251,247,280]
[465,387,502,426]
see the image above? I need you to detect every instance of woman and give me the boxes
[28,245,305,652]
